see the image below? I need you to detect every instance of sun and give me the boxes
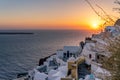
[93,23,98,29]
[90,21,100,30]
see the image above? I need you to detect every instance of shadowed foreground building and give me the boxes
[61,56,90,80]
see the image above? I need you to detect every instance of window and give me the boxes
[67,69,71,76]
[70,53,72,57]
[67,51,69,57]
[64,53,66,58]
[97,55,99,59]
[89,54,92,59]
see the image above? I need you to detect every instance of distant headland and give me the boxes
[0,32,34,35]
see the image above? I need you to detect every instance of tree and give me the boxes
[102,37,120,80]
[84,0,115,32]
[114,0,120,13]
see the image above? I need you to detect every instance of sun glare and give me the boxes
[92,23,98,29]
[90,20,101,30]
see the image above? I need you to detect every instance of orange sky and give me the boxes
[0,0,119,30]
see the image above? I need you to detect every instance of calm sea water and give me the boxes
[0,30,94,80]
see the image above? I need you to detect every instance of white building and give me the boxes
[105,26,116,33]
[81,42,96,65]
[56,49,64,59]
[56,46,82,61]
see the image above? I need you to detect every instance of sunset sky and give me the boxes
[0,0,119,30]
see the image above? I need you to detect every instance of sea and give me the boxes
[0,30,95,80]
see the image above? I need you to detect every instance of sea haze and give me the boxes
[0,30,94,79]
